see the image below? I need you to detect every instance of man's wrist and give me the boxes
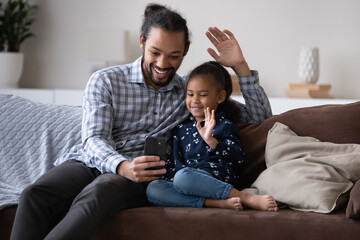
[116,160,129,176]
[232,61,251,76]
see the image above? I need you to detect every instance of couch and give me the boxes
[1,93,360,240]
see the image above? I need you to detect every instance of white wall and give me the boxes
[20,0,360,99]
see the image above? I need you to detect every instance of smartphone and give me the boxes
[144,136,167,171]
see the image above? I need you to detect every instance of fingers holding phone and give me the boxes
[143,156,166,176]
[117,136,168,182]
[117,156,166,182]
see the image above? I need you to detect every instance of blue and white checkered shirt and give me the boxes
[55,57,272,174]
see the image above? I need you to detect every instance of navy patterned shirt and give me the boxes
[163,112,244,185]
[55,57,272,174]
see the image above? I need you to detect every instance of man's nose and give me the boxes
[157,55,168,69]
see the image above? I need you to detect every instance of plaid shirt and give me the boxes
[55,57,272,174]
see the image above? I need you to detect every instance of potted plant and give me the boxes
[0,0,37,88]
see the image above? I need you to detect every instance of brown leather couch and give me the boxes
[1,102,360,240]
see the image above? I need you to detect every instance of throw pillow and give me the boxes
[247,122,360,213]
[235,101,360,191]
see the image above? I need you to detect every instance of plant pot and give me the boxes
[0,52,24,88]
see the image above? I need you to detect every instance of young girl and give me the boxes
[146,61,278,211]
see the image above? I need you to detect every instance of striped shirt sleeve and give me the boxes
[236,70,272,123]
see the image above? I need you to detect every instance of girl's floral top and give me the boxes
[163,112,245,186]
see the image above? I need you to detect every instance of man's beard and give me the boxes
[142,54,176,87]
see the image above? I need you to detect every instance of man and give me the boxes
[11,3,272,240]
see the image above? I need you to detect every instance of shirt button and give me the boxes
[153,112,157,115]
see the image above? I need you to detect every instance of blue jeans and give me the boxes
[146,167,233,208]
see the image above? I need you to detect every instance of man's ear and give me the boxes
[183,44,190,57]
[140,35,145,50]
[218,90,227,104]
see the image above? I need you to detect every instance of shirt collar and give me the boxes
[128,56,184,92]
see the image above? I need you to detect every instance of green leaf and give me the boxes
[0,0,38,52]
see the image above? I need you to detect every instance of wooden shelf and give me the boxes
[286,83,332,99]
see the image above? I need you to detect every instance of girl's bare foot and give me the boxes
[204,197,243,211]
[222,197,243,211]
[228,188,278,212]
[246,195,278,212]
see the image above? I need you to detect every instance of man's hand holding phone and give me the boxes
[117,156,166,183]
[117,136,167,182]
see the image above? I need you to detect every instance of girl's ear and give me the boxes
[218,90,227,104]
[140,35,145,50]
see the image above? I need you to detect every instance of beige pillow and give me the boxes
[245,122,360,213]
